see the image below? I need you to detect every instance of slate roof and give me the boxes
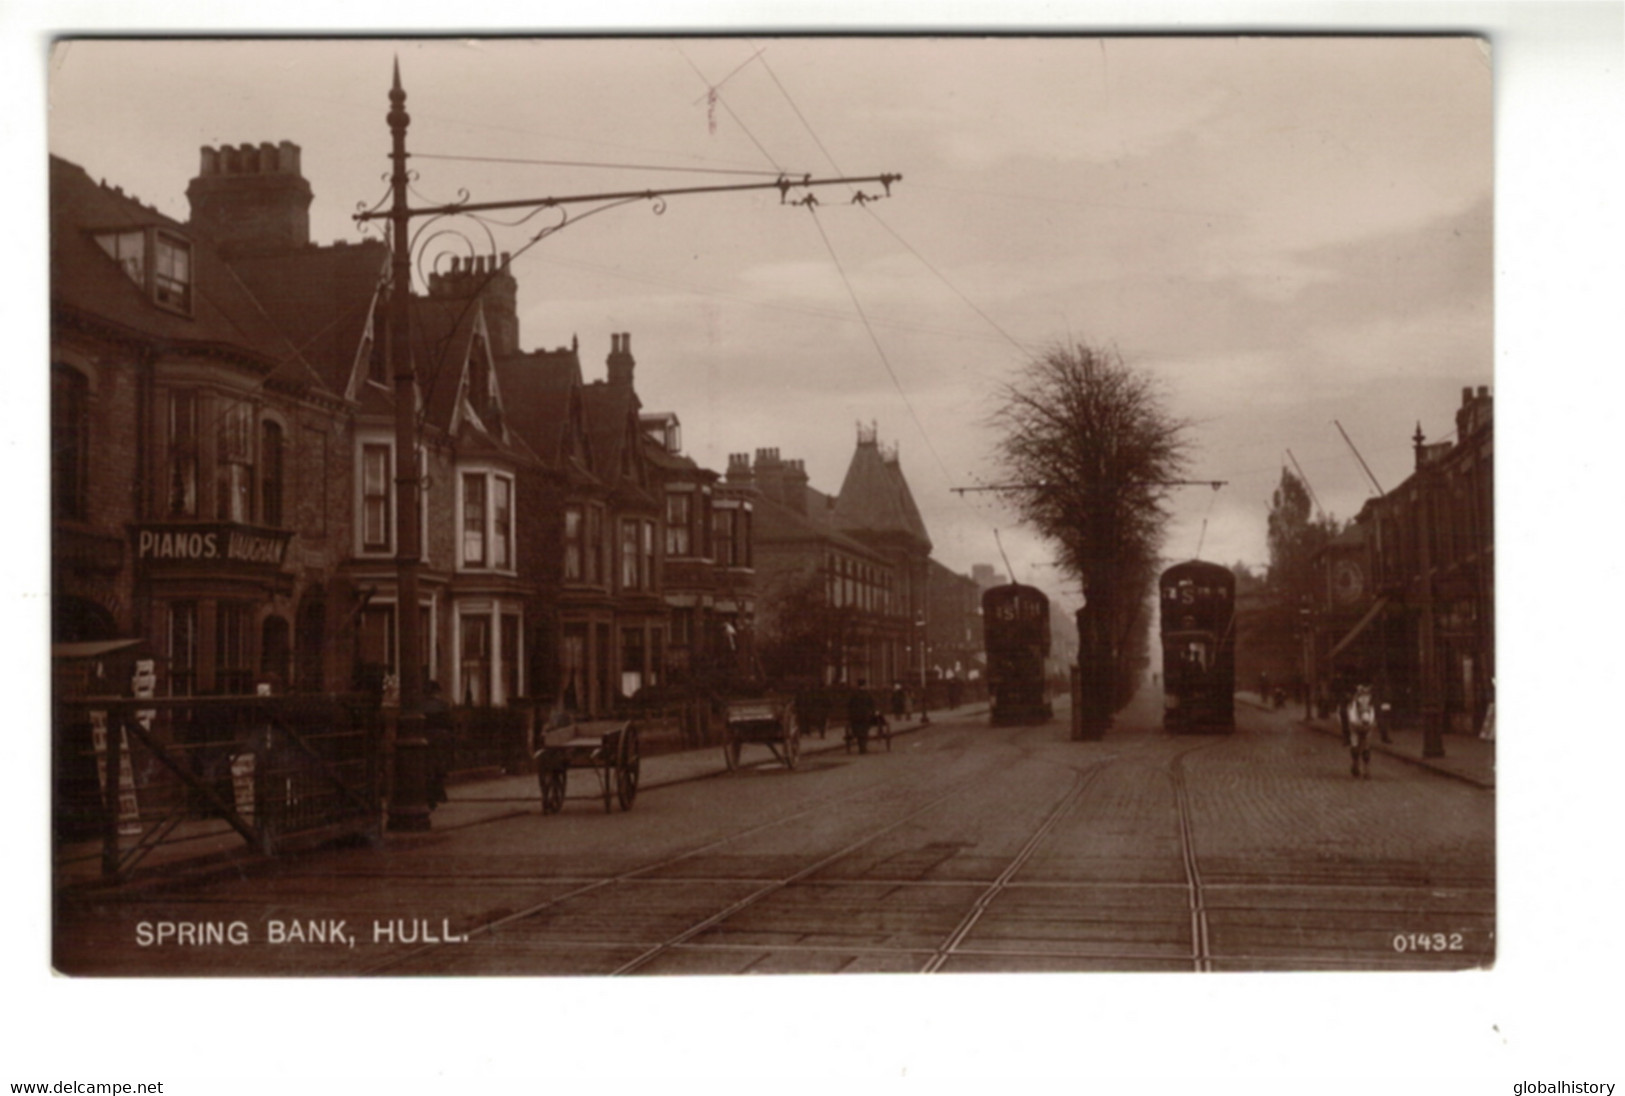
[752,481,884,561]
[581,382,656,505]
[831,437,933,553]
[495,348,581,462]
[221,236,389,397]
[50,155,324,392]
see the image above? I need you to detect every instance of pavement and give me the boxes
[1239,691,1495,789]
[54,705,972,896]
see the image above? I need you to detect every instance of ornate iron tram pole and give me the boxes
[387,61,430,832]
[364,62,900,830]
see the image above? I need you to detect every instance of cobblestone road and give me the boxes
[54,688,1494,976]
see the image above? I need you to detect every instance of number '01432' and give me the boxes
[1392,932,1464,952]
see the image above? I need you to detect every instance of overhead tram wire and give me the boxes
[860,207,1033,355]
[1285,449,1327,520]
[688,45,769,105]
[741,46,1019,543]
[678,47,786,173]
[801,203,961,494]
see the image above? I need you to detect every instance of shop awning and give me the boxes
[51,638,144,660]
[1329,597,1389,661]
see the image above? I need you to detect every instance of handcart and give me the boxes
[844,712,891,754]
[533,719,640,815]
[722,697,801,771]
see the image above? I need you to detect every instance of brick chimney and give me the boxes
[186,141,313,254]
[427,253,519,357]
[607,332,635,388]
[1455,384,1492,440]
[783,458,810,514]
[726,453,754,488]
[753,448,784,506]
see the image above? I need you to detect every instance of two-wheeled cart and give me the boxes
[533,719,640,815]
[843,712,892,754]
[722,697,801,771]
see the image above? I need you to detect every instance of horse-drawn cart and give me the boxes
[533,720,640,814]
[722,697,800,771]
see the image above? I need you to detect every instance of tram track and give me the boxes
[362,718,1070,975]
[1169,741,1220,971]
[357,713,1489,976]
[358,746,998,975]
[919,762,1110,972]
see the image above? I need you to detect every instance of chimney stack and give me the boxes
[426,251,519,357]
[186,140,314,254]
[726,452,754,488]
[607,332,635,388]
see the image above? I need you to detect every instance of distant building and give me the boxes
[1314,386,1494,734]
[925,559,984,683]
[741,426,937,691]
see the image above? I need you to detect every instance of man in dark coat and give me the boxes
[847,680,878,755]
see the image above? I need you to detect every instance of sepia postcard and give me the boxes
[47,33,1496,980]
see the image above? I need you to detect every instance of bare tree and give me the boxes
[990,343,1192,731]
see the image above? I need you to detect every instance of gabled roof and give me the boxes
[582,382,653,502]
[496,347,597,482]
[222,236,389,397]
[409,296,531,464]
[50,155,322,390]
[753,488,886,561]
[832,437,933,553]
[406,297,467,431]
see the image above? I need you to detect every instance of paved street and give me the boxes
[54,691,1494,976]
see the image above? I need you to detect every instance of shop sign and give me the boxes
[133,523,292,571]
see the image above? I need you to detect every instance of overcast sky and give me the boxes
[47,35,1492,608]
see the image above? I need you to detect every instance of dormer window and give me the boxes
[94,226,193,314]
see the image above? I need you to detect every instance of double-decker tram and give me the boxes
[982,583,1054,726]
[1159,560,1236,732]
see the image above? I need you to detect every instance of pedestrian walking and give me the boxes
[847,680,878,754]
[1347,683,1376,779]
[891,680,908,722]
[1332,669,1354,746]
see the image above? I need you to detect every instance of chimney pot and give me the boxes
[199,146,218,177]
[1462,386,1473,405]
[1477,385,1489,399]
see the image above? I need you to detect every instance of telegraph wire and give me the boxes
[738,41,1033,559]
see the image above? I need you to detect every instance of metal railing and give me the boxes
[53,694,383,882]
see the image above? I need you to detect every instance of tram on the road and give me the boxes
[1158,560,1236,732]
[982,583,1054,726]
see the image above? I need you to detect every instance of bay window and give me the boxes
[461,469,515,571]
[361,444,391,551]
[564,506,583,582]
[463,474,487,566]
[167,391,198,518]
[666,492,691,557]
